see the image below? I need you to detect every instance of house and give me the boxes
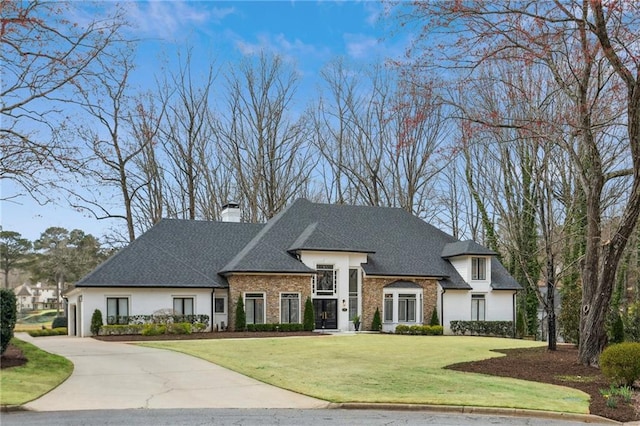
[14,282,58,312]
[65,199,521,337]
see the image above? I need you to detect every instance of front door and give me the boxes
[313,299,338,329]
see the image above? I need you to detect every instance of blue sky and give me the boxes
[1,1,407,243]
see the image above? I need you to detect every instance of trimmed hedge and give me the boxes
[246,323,305,332]
[100,322,201,336]
[395,324,443,335]
[29,327,68,337]
[600,342,640,386]
[106,314,210,327]
[100,324,145,335]
[450,320,514,337]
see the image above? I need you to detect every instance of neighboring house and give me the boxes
[66,199,521,337]
[14,282,58,312]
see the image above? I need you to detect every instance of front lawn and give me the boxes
[0,338,74,407]
[141,334,590,414]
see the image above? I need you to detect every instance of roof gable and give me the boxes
[441,240,497,258]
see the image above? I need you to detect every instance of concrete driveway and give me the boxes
[18,333,328,411]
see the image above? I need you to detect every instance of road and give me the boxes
[1,408,617,426]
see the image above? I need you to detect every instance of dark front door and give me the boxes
[313,299,338,329]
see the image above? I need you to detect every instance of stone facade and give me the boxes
[227,273,438,331]
[227,274,312,330]
[361,277,438,331]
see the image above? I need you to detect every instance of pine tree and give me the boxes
[371,307,382,331]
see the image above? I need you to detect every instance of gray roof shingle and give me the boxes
[77,219,263,288]
[76,199,520,292]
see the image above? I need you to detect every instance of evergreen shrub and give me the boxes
[0,288,17,354]
[600,342,640,386]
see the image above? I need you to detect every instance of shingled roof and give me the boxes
[76,199,520,291]
[77,219,263,288]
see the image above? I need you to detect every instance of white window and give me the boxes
[349,268,359,319]
[472,257,487,280]
[106,297,129,325]
[471,294,486,321]
[398,294,417,322]
[384,294,394,322]
[245,293,265,324]
[173,297,194,315]
[280,293,300,324]
[313,264,337,296]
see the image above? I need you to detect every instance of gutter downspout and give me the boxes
[211,289,215,332]
[440,289,446,328]
[512,291,517,338]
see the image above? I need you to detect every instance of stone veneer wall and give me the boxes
[227,274,312,330]
[361,277,438,331]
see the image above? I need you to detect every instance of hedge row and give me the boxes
[106,314,210,327]
[245,323,305,332]
[450,320,514,337]
[100,322,205,336]
[29,327,68,337]
[395,324,443,335]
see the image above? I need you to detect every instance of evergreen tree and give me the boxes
[303,297,315,331]
[91,309,104,336]
[371,307,382,331]
[429,307,439,326]
[235,295,246,331]
[0,288,17,355]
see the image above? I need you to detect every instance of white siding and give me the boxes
[300,251,367,331]
[67,287,214,337]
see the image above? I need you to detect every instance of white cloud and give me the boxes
[234,32,330,62]
[344,33,380,60]
[123,1,235,39]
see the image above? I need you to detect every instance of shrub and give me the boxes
[610,313,625,344]
[28,327,68,337]
[371,307,382,331]
[303,297,315,331]
[0,288,17,355]
[52,316,67,329]
[100,324,145,335]
[235,295,246,331]
[450,320,514,337]
[599,342,640,386]
[90,309,103,335]
[516,309,526,338]
[141,324,165,336]
[245,323,305,332]
[395,324,443,336]
[429,308,439,326]
[191,322,207,333]
[167,322,192,335]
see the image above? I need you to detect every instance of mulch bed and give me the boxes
[2,335,638,422]
[447,344,639,423]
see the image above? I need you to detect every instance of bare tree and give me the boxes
[393,0,640,365]
[217,52,312,222]
[1,0,127,201]
[158,50,217,220]
[70,46,144,242]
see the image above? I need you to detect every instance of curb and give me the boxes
[335,402,623,425]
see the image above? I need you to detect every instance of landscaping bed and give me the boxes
[93,330,328,341]
[447,344,639,423]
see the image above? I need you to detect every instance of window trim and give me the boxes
[471,257,487,281]
[383,288,421,324]
[214,297,226,314]
[471,294,486,321]
[313,264,337,296]
[244,292,266,325]
[106,296,129,325]
[173,297,194,316]
[280,292,301,324]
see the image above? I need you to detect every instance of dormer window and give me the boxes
[471,257,486,280]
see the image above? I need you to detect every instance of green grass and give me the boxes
[0,338,74,407]
[141,335,590,413]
